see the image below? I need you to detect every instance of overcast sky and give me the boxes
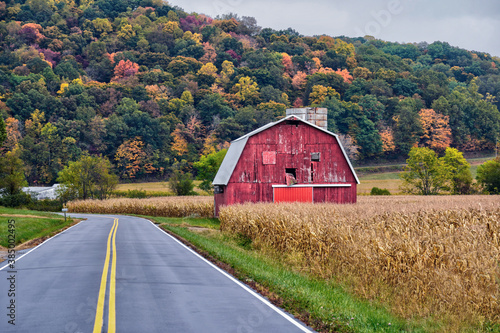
[169,0,500,57]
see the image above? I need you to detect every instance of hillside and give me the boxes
[0,0,499,185]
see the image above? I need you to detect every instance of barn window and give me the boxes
[214,185,224,194]
[311,152,320,161]
[262,151,276,164]
[285,168,296,179]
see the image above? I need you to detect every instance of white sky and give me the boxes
[169,0,500,57]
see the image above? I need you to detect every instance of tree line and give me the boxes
[0,0,499,190]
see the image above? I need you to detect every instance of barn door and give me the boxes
[273,187,313,203]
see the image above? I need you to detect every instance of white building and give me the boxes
[22,184,62,200]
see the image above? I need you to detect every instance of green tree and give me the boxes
[0,147,27,196]
[476,157,500,194]
[57,154,118,200]
[168,170,195,196]
[0,116,6,147]
[193,149,227,193]
[393,98,423,155]
[442,147,473,194]
[400,147,449,195]
[0,147,31,207]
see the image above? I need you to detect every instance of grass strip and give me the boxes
[155,217,432,333]
[0,207,75,247]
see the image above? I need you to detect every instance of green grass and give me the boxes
[153,216,220,229]
[154,217,437,332]
[116,180,210,196]
[359,172,401,181]
[0,207,75,247]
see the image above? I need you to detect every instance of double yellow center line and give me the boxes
[93,218,119,333]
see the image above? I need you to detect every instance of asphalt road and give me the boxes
[0,214,313,333]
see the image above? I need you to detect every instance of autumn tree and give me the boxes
[291,71,307,90]
[111,59,139,82]
[379,128,396,153]
[115,137,156,179]
[234,76,260,105]
[309,85,340,105]
[418,108,452,152]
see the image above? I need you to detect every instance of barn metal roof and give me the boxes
[212,115,360,185]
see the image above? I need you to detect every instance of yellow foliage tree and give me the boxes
[234,76,259,104]
[197,62,218,77]
[309,85,340,105]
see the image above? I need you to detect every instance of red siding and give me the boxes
[274,187,313,203]
[313,185,357,204]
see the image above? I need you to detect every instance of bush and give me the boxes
[27,199,63,212]
[113,189,148,198]
[476,157,500,194]
[0,191,33,207]
[370,187,391,195]
[168,170,196,196]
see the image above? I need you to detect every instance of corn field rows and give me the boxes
[219,196,500,327]
[68,197,214,218]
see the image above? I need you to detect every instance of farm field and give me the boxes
[220,196,500,331]
[357,172,402,195]
[115,180,208,195]
[67,194,500,331]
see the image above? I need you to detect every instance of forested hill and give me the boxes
[0,0,499,185]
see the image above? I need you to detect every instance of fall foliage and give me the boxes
[418,108,452,152]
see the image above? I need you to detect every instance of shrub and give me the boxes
[27,199,63,212]
[476,157,500,194]
[0,192,33,207]
[370,187,391,195]
[168,170,196,196]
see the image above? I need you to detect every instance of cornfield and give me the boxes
[219,196,500,329]
[68,196,214,218]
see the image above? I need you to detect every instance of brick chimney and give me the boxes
[286,107,328,131]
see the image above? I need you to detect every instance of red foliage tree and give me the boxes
[112,59,139,82]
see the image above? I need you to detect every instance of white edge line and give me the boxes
[0,216,84,271]
[148,220,313,333]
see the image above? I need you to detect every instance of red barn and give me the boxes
[212,108,359,216]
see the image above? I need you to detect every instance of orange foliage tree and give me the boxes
[281,52,293,75]
[4,117,22,152]
[115,137,156,179]
[291,71,307,90]
[379,127,396,153]
[112,59,139,82]
[418,108,452,152]
[335,69,353,84]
